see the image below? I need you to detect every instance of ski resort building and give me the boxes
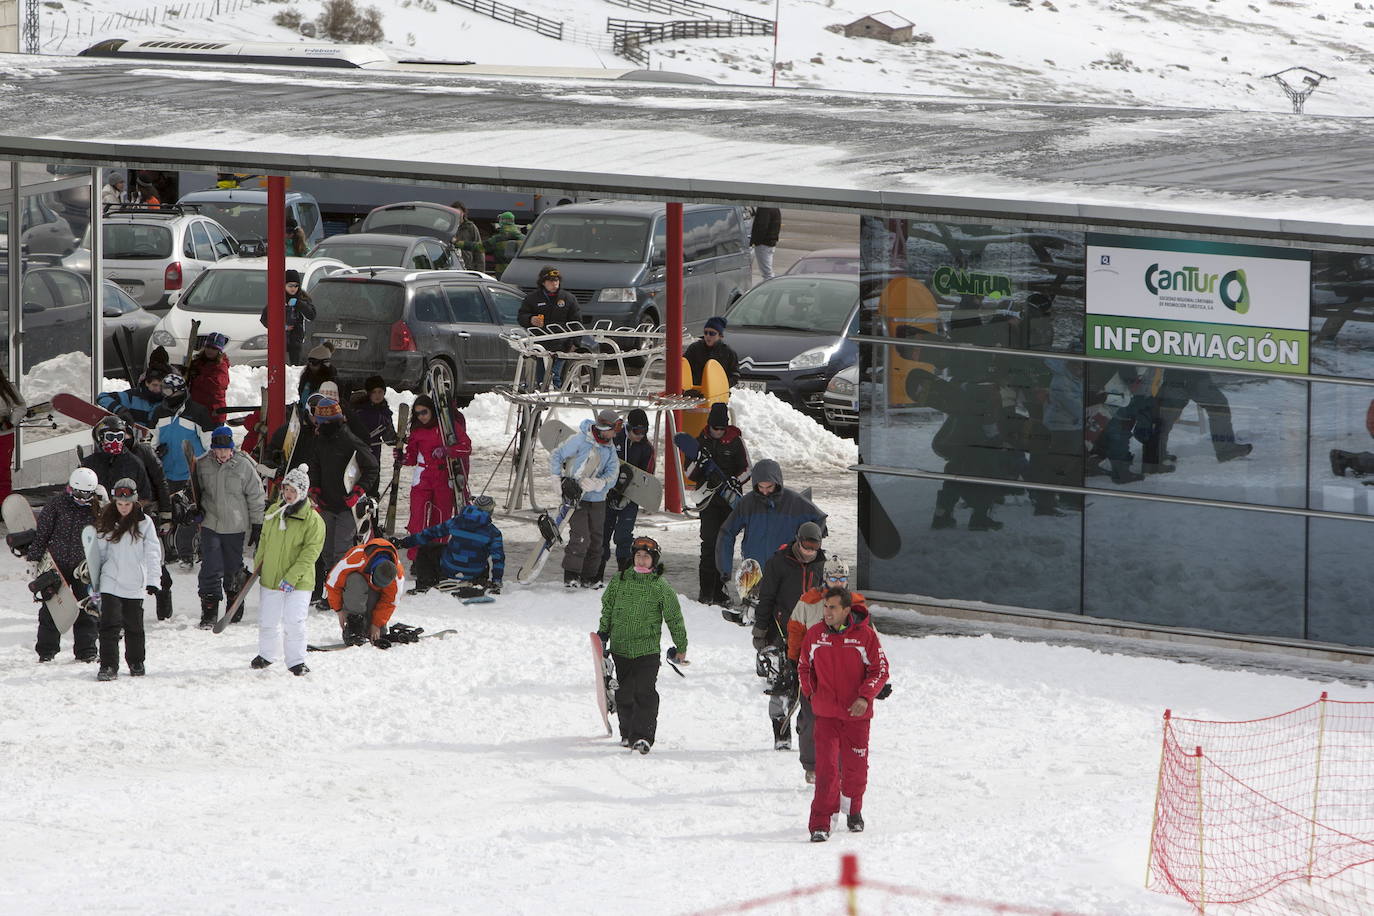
[3,52,1374,655]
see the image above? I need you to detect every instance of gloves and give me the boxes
[751,626,770,652]
[560,477,582,501]
[666,646,689,665]
[396,535,417,549]
[576,475,601,494]
[876,683,893,701]
[596,631,611,656]
[278,580,295,593]
[431,446,449,460]
[447,443,467,458]
[393,446,406,463]
[146,585,159,596]
[248,524,262,548]
[489,581,502,595]
[345,485,366,508]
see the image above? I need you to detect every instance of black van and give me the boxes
[500,201,752,330]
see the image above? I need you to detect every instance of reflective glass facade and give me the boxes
[858,216,1374,649]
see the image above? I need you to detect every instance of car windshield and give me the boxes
[103,223,172,259]
[520,215,650,263]
[188,202,267,240]
[726,278,858,334]
[790,256,861,276]
[362,206,457,237]
[313,279,405,323]
[180,269,269,313]
[309,241,407,267]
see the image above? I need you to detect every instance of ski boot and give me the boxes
[631,739,651,755]
[198,596,218,630]
[288,663,309,677]
[97,665,118,682]
[250,656,272,669]
[564,570,581,588]
[847,813,865,833]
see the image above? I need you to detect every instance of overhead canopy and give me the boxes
[2,53,1372,244]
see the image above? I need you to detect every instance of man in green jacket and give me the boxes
[598,535,688,754]
[454,211,525,275]
[251,466,326,676]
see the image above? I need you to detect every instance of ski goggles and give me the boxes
[541,269,561,280]
[100,430,126,443]
[307,357,332,368]
[824,572,849,583]
[111,484,138,500]
[631,536,660,554]
[70,487,99,504]
[799,537,822,549]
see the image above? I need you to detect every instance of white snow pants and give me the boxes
[257,585,310,668]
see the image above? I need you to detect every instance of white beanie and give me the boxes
[281,466,311,500]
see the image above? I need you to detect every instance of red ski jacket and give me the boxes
[187,353,230,417]
[798,604,889,720]
[404,422,470,486]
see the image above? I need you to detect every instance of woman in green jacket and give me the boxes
[251,466,325,676]
[597,536,688,754]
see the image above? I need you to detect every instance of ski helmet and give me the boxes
[161,371,186,393]
[825,555,849,584]
[366,553,396,588]
[94,415,128,454]
[630,535,661,568]
[68,467,100,504]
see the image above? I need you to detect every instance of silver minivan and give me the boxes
[500,201,751,329]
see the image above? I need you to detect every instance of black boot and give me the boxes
[564,570,581,588]
[250,655,272,669]
[97,665,118,682]
[1109,459,1144,484]
[199,597,218,630]
[289,663,309,676]
[1331,449,1356,477]
[847,813,865,833]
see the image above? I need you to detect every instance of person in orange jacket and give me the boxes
[324,536,404,646]
[786,555,861,785]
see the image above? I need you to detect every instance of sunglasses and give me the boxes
[710,425,726,431]
[825,573,848,582]
[111,485,138,499]
[285,282,300,288]
[702,330,720,337]
[800,538,822,549]
[543,272,560,280]
[413,407,431,416]
[307,358,331,367]
[628,426,649,434]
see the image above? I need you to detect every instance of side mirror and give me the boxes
[102,304,122,318]
[22,301,43,314]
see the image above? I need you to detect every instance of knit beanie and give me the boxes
[707,402,730,428]
[704,316,727,335]
[210,425,235,449]
[627,408,649,430]
[364,375,386,393]
[498,211,515,226]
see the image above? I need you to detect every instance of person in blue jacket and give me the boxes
[396,494,505,597]
[97,369,165,429]
[716,459,826,595]
[548,409,620,588]
[157,401,206,568]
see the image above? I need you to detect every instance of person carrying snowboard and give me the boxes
[752,521,827,752]
[125,421,176,622]
[323,535,403,646]
[596,536,688,754]
[85,478,163,682]
[251,467,325,676]
[595,407,655,585]
[399,394,470,593]
[396,494,504,597]
[799,586,889,842]
[193,425,266,629]
[716,459,825,613]
[186,331,231,420]
[685,402,750,608]
[26,468,102,663]
[548,409,620,588]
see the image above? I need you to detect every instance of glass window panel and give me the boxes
[1307,517,1374,647]
[1083,364,1305,507]
[1310,248,1374,379]
[19,191,80,257]
[860,216,1084,354]
[191,222,215,261]
[860,471,1082,614]
[411,286,448,323]
[1311,380,1374,513]
[444,286,490,323]
[488,287,522,324]
[1083,498,1304,638]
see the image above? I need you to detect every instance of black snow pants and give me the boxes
[98,594,146,671]
[613,653,662,746]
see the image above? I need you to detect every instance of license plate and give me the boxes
[325,338,360,351]
[114,281,139,294]
[738,380,768,392]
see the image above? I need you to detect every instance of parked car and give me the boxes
[146,256,349,368]
[359,201,467,240]
[725,274,860,422]
[101,280,161,378]
[64,205,240,310]
[786,246,860,276]
[176,188,325,248]
[500,200,751,329]
[307,268,527,399]
[0,194,80,257]
[309,232,459,270]
[821,363,859,434]
[1,268,156,375]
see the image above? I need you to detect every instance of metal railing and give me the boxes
[436,0,563,40]
[604,0,773,29]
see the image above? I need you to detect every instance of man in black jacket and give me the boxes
[519,265,583,389]
[268,384,379,606]
[685,401,751,606]
[595,408,657,584]
[259,269,316,365]
[683,316,740,388]
[752,522,826,751]
[750,207,782,282]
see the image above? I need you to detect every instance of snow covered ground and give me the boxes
[31,0,1374,116]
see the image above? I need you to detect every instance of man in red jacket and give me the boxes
[798,586,889,842]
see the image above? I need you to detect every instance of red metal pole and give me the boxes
[266,176,286,436]
[665,202,684,513]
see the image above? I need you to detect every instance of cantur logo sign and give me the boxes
[1144,263,1250,314]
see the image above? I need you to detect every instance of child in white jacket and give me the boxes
[83,477,163,682]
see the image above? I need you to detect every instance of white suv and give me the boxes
[148,256,349,367]
[65,204,240,310]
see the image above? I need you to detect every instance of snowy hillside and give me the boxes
[31,0,1374,115]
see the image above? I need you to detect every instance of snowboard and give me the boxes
[54,392,152,439]
[307,627,457,652]
[590,631,615,736]
[674,433,743,509]
[515,499,577,584]
[214,566,260,633]
[680,356,729,439]
[383,402,410,536]
[6,493,83,633]
[728,557,762,626]
[537,417,576,453]
[608,461,662,513]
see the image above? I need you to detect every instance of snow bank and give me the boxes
[729,387,857,471]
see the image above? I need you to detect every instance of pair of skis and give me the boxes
[423,375,467,510]
[383,402,410,536]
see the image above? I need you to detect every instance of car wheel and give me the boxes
[424,357,460,398]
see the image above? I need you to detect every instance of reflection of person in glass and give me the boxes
[922,351,1011,531]
[1330,399,1374,478]
[1085,367,1153,485]
[1027,357,1084,513]
[1142,368,1253,472]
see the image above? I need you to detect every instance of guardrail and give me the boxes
[437,0,562,40]
[604,0,773,29]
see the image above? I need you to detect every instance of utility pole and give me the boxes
[22,0,38,52]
